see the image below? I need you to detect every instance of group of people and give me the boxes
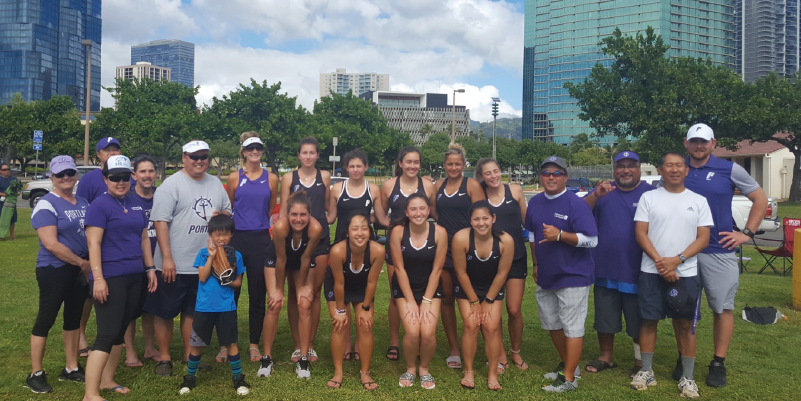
[23,122,764,399]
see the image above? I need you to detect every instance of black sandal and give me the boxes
[360,371,378,391]
[586,359,618,373]
[385,346,400,361]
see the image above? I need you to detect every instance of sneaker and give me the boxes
[58,365,85,382]
[542,374,578,393]
[257,356,274,377]
[706,360,727,387]
[178,375,196,395]
[233,373,251,395]
[631,370,657,390]
[543,361,564,380]
[295,356,310,379]
[673,357,683,381]
[678,377,700,399]
[24,371,53,393]
[155,360,173,377]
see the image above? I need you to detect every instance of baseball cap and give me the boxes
[664,280,696,316]
[106,155,132,175]
[242,137,263,148]
[182,140,210,153]
[50,155,77,174]
[96,137,120,152]
[614,151,640,163]
[686,123,714,141]
[540,155,568,171]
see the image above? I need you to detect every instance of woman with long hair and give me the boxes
[430,143,485,369]
[279,136,331,363]
[390,193,447,390]
[475,158,530,370]
[258,191,322,379]
[374,146,435,362]
[452,201,514,391]
[225,132,279,362]
[323,213,385,390]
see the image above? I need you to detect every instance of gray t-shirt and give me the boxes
[151,171,232,274]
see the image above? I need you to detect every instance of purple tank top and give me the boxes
[233,168,272,231]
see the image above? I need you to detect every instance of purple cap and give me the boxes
[614,151,640,163]
[96,137,120,152]
[50,155,77,174]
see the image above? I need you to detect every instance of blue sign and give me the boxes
[33,130,43,143]
[33,144,42,151]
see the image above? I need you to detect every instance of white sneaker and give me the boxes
[543,365,581,380]
[630,370,657,390]
[295,356,310,379]
[678,377,700,399]
[257,356,273,377]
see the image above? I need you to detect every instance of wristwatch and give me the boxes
[484,297,495,304]
[678,254,686,263]
[742,228,755,238]
[361,305,371,311]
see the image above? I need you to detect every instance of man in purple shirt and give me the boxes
[584,151,655,378]
[76,137,122,203]
[524,156,598,393]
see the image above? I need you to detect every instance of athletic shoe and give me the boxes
[542,373,578,393]
[630,370,657,390]
[543,363,580,381]
[178,375,196,395]
[678,377,700,399]
[706,360,727,387]
[257,356,274,377]
[296,356,310,379]
[233,373,251,395]
[58,365,85,382]
[24,371,53,393]
[673,357,683,381]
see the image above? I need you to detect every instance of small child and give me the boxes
[178,214,250,396]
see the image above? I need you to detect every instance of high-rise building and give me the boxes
[116,62,171,82]
[0,0,101,111]
[320,68,389,98]
[131,39,194,87]
[522,0,736,144]
[736,0,800,82]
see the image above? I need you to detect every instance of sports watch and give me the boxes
[678,254,686,263]
[742,228,755,238]
[361,305,371,311]
[484,297,495,304]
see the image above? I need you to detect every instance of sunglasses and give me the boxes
[184,153,209,161]
[539,171,566,178]
[54,169,77,178]
[0,169,9,172]
[244,145,264,151]
[107,173,131,182]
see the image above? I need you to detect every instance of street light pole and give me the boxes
[451,88,465,143]
[491,97,500,160]
[81,39,92,166]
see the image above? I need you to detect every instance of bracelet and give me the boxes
[145,266,156,271]
[335,309,346,315]
[421,296,433,304]
[557,230,562,241]
[470,299,480,305]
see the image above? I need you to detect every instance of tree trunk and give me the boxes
[789,148,801,202]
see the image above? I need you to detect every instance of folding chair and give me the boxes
[752,218,798,276]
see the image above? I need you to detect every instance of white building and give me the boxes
[713,137,795,199]
[320,68,389,98]
[115,61,171,82]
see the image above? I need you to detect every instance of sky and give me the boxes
[100,0,525,122]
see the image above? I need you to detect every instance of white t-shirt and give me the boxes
[633,187,714,277]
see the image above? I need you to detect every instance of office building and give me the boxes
[522,0,736,144]
[736,0,800,82]
[360,91,470,145]
[116,62,171,82]
[321,68,389,98]
[131,39,194,87]
[0,0,101,111]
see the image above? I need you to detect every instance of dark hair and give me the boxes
[470,200,502,240]
[285,189,312,213]
[658,152,686,168]
[389,192,430,231]
[0,163,9,170]
[394,146,421,177]
[346,213,371,238]
[475,157,499,189]
[132,155,156,171]
[343,148,369,168]
[208,214,235,234]
[298,136,320,154]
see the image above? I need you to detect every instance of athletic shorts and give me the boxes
[312,234,331,259]
[142,271,197,320]
[190,310,238,347]
[536,285,590,338]
[454,281,505,301]
[638,273,701,321]
[391,275,443,301]
[506,256,528,280]
[323,273,368,304]
[593,285,641,339]
[697,252,739,313]
[263,243,315,271]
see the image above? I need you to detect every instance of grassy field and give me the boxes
[1,208,800,400]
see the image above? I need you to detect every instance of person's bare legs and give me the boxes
[287,278,300,354]
[396,298,420,387]
[98,345,126,391]
[457,299,479,388]
[548,329,567,363]
[417,299,441,389]
[308,253,328,360]
[83,345,128,400]
[123,321,141,365]
[505,278,526,368]
[326,301,347,387]
[355,303,376,389]
[262,268,281,359]
[154,316,174,362]
[180,314,193,362]
[290,270,313,357]
[63,329,80,370]
[563,336,583,382]
[9,222,15,239]
[387,265,400,350]
[439,270,460,365]
[79,300,92,354]
[483,302,504,389]
[586,332,616,372]
[141,313,159,360]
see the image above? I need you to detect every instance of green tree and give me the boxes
[420,133,451,175]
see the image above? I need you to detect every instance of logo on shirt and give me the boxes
[492,255,499,259]
[506,200,514,204]
[427,245,435,249]
[706,172,715,180]
[401,246,406,252]
[343,198,350,202]
[260,180,267,184]
[317,182,324,186]
[437,194,442,201]
[458,193,466,196]
[467,255,473,260]
[293,184,300,192]
[393,194,399,203]
[455,285,461,292]
[268,260,274,265]
[687,206,695,212]
[632,203,638,207]
[131,206,143,211]
[240,178,247,187]
[554,213,569,220]
[192,196,214,221]
[365,199,371,207]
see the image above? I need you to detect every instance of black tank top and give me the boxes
[484,184,525,260]
[342,240,372,295]
[284,225,310,268]
[334,179,374,242]
[465,229,502,286]
[400,222,437,289]
[387,176,425,224]
[435,177,472,238]
[290,170,329,236]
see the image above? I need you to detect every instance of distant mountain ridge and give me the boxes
[470,117,523,141]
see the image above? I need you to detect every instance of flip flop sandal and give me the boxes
[446,355,462,369]
[385,346,400,361]
[510,349,529,370]
[353,352,360,361]
[398,372,415,388]
[360,371,378,391]
[308,348,318,362]
[486,361,507,373]
[248,347,261,362]
[585,359,618,373]
[344,352,353,361]
[420,374,436,390]
[488,382,502,391]
[291,349,302,362]
[103,385,130,394]
[460,371,475,390]
[79,347,90,358]
[124,360,143,367]
[154,360,173,377]
[215,348,228,363]
[326,380,342,389]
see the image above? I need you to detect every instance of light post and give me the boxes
[81,39,92,166]
[451,88,465,143]
[491,97,500,160]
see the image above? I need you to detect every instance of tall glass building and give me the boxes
[522,0,737,144]
[0,0,101,111]
[736,0,800,82]
[131,39,194,87]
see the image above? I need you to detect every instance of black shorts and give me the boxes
[263,244,315,271]
[391,275,443,301]
[506,256,528,280]
[312,234,331,261]
[190,310,238,347]
[142,271,197,320]
[638,273,702,321]
[323,272,368,304]
[454,282,505,301]
[593,285,641,339]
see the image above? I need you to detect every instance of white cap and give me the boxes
[106,155,132,175]
[182,140,210,153]
[242,137,263,147]
[687,123,714,141]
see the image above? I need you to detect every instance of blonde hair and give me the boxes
[443,142,466,164]
[239,131,261,173]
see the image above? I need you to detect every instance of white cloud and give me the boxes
[391,82,522,122]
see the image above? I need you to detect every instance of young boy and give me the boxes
[178,214,250,395]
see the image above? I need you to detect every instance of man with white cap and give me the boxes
[682,123,767,387]
[76,137,122,203]
[145,140,232,377]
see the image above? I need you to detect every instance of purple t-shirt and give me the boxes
[84,193,148,279]
[31,193,90,268]
[590,182,655,286]
[524,190,598,290]
[232,169,272,231]
[130,188,156,254]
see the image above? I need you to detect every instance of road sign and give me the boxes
[33,130,43,143]
[329,156,340,162]
[33,143,42,151]
[332,137,338,146]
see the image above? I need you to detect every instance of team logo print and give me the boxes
[686,206,695,212]
[365,199,370,207]
[240,178,247,187]
[294,184,300,192]
[669,288,678,298]
[268,260,274,265]
[393,289,398,296]
[623,151,630,157]
[706,172,715,180]
[393,194,399,202]
[554,212,569,220]
[193,196,214,221]
[437,194,442,201]
[549,156,556,162]
[467,255,473,260]
[455,286,460,292]
[401,246,406,252]
[328,291,334,298]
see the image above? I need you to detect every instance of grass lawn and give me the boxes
[2,208,801,400]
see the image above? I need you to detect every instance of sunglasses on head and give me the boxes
[539,171,566,178]
[185,153,209,161]
[244,144,263,151]
[107,173,131,182]
[54,169,77,178]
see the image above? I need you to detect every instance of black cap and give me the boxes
[540,155,568,171]
[664,280,696,316]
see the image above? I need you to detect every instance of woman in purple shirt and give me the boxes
[82,156,156,400]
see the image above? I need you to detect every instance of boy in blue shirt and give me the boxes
[178,214,250,395]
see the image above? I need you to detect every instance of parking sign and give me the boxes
[33,144,42,151]
[33,130,43,143]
